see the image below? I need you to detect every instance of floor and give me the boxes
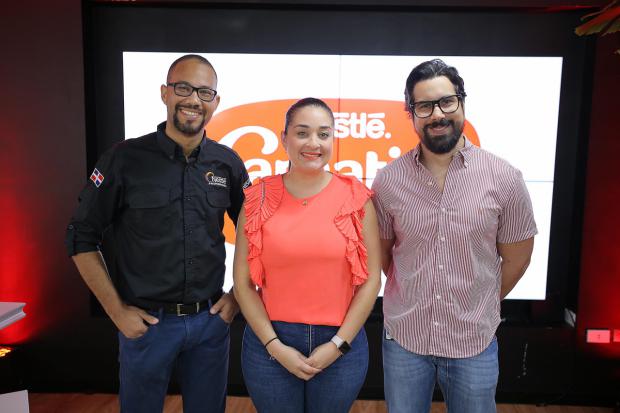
[26,393,615,413]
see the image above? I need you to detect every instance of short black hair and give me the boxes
[404,59,466,114]
[284,97,335,133]
[166,54,217,83]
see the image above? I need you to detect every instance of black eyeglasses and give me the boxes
[409,94,465,118]
[167,82,217,102]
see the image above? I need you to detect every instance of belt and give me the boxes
[141,290,224,316]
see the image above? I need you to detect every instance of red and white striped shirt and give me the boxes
[372,138,537,358]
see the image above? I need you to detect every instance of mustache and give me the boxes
[175,103,203,114]
[425,118,452,130]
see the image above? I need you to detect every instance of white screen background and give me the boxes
[123,52,562,300]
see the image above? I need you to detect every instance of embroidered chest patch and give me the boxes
[205,171,227,188]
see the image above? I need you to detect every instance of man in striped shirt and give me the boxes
[372,59,537,413]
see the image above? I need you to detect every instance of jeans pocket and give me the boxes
[119,325,153,345]
[216,312,231,325]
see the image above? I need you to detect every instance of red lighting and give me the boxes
[614,330,620,343]
[0,123,53,345]
[586,329,611,343]
[0,346,13,357]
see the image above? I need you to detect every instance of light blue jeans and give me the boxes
[383,331,498,413]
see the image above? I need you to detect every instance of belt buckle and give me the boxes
[176,302,200,316]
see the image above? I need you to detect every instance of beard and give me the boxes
[421,118,464,154]
[173,104,206,136]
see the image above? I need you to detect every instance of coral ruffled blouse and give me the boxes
[243,173,372,326]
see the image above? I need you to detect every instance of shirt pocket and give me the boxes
[125,190,173,238]
[206,188,231,209]
[203,188,231,243]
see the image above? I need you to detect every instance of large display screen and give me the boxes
[123,52,562,300]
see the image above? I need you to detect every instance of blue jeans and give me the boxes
[118,306,230,413]
[241,321,369,413]
[383,331,498,413]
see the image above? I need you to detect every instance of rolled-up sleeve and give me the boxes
[227,152,250,227]
[497,168,538,244]
[371,171,395,240]
[65,147,122,256]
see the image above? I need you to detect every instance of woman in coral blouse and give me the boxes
[233,98,381,412]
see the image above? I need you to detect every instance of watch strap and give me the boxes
[331,335,351,354]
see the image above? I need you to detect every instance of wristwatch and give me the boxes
[331,335,351,355]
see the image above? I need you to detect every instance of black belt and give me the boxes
[141,290,223,316]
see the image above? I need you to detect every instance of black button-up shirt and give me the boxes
[66,122,250,307]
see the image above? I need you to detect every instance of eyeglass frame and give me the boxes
[167,81,218,102]
[408,93,466,118]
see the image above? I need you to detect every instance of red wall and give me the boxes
[0,0,89,344]
[577,32,620,358]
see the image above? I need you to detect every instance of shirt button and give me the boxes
[185,196,192,201]
[188,259,193,265]
[427,180,433,186]
[436,295,441,300]
[441,207,447,213]
[464,161,469,167]
[438,264,444,270]
[433,321,439,326]
[440,236,446,242]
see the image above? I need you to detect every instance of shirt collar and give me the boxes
[156,121,209,161]
[456,135,474,167]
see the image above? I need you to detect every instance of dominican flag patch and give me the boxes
[90,168,105,187]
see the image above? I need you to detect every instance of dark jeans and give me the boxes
[118,306,230,413]
[241,321,368,413]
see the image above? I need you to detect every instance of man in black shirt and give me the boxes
[66,55,250,413]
